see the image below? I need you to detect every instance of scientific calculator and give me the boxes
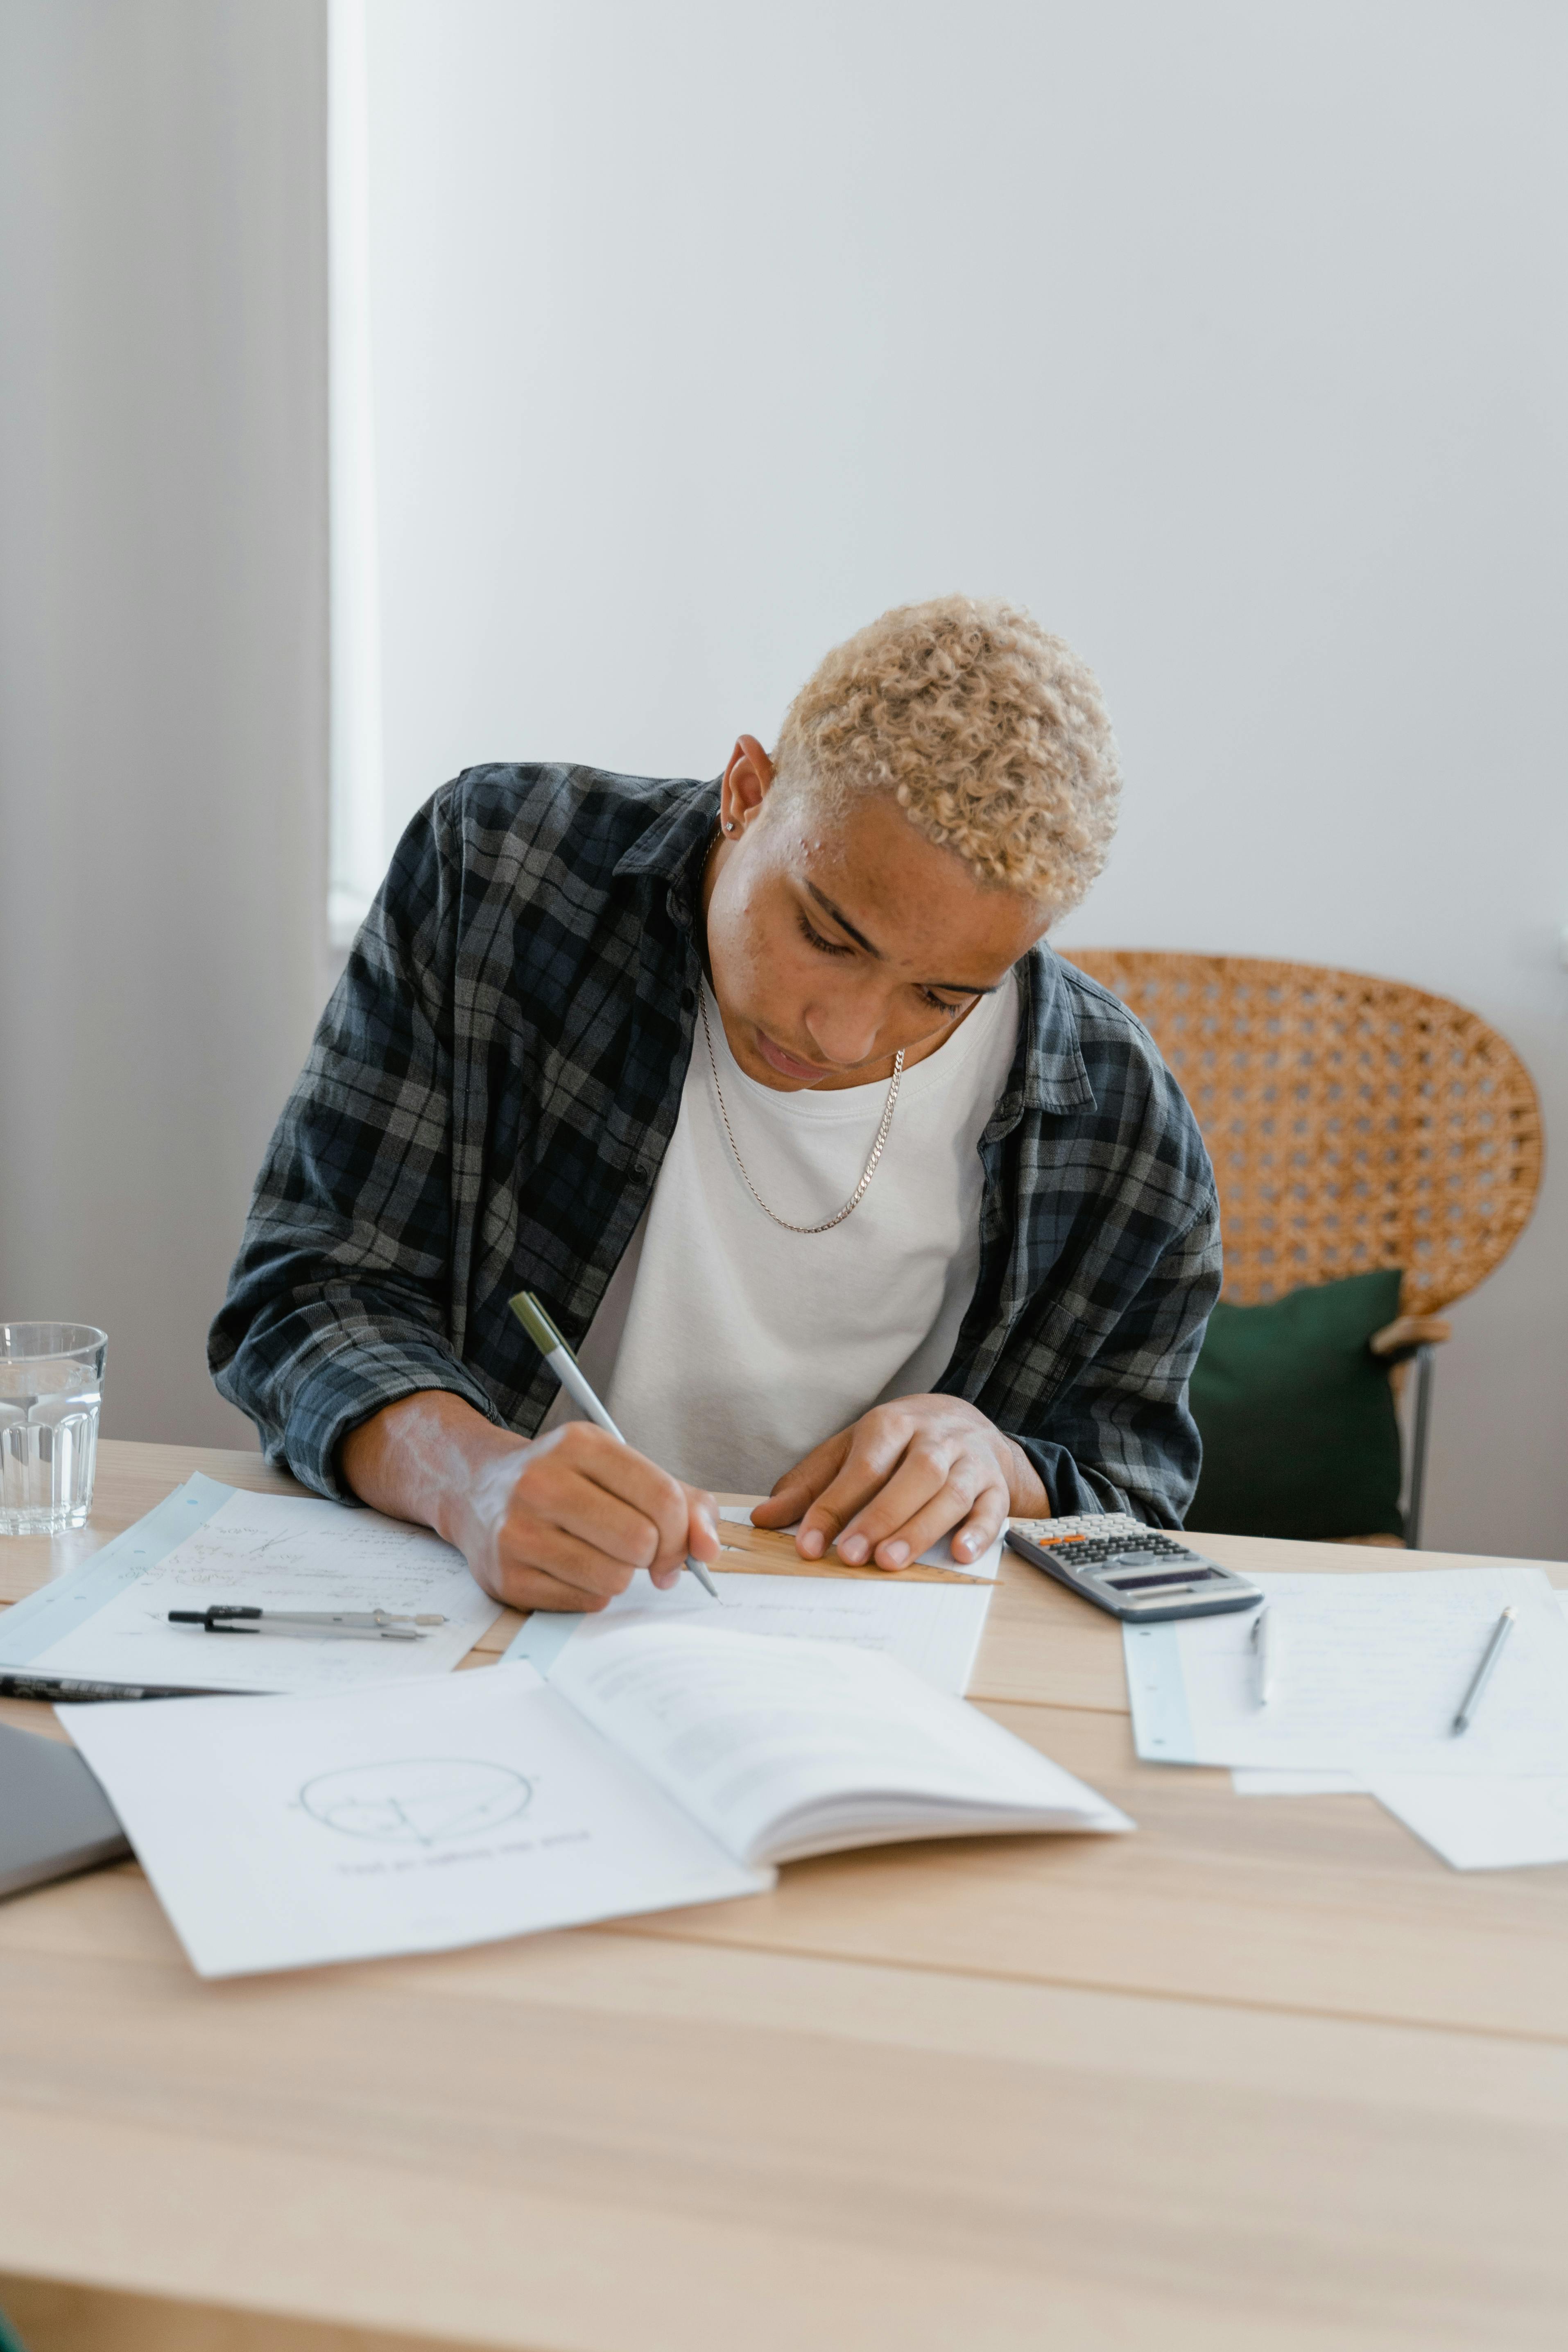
[1004,1513,1263,1623]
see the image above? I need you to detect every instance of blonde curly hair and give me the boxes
[773,596,1120,914]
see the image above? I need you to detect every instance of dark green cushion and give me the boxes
[1188,1268,1405,1541]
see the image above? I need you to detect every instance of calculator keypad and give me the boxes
[1008,1514,1201,1573]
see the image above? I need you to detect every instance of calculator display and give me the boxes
[1103,1567,1222,1591]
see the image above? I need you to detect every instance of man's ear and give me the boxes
[721,734,774,833]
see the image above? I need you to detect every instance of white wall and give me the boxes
[0,0,330,1447]
[356,0,1567,1560]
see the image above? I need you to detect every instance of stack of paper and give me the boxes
[1124,1569,1568,1870]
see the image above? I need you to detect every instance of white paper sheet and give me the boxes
[1231,1770,1367,1796]
[509,1567,993,1694]
[1125,1567,1568,1776]
[1366,1772,1568,1870]
[717,1505,1004,1582]
[29,1491,499,1695]
[60,1667,767,1977]
[1355,1589,1568,1867]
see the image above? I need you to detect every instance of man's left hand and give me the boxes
[749,1395,1050,1571]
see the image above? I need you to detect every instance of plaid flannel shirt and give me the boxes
[210,765,1221,1524]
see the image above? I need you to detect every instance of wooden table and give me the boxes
[2,1442,1566,2352]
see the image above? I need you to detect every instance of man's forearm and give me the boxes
[339,1390,527,1555]
[340,1388,713,1614]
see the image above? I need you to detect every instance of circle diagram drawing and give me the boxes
[299,1758,532,1847]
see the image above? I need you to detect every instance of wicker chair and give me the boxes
[1062,951,1543,1544]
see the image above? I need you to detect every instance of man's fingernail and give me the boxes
[799,1528,825,1557]
[882,1542,909,1567]
[838,1535,868,1564]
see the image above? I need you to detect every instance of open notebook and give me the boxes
[549,1617,1125,1864]
[63,1622,1131,1977]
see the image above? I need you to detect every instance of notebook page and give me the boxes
[552,1621,1131,1865]
[61,1667,766,1978]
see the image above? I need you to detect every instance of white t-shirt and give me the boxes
[538,974,1020,1492]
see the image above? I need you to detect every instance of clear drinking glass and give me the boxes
[0,1324,107,1535]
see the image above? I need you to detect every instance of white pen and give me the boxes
[1451,1606,1516,1736]
[167,1606,442,1642]
[510,1290,721,1600]
[1250,1604,1276,1707]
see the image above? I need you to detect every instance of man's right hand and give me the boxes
[338,1390,721,1614]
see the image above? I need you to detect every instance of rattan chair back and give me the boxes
[1062,951,1542,1316]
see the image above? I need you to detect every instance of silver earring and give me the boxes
[723,820,737,834]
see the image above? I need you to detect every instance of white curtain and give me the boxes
[0,0,332,1445]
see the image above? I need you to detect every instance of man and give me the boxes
[211,597,1220,1612]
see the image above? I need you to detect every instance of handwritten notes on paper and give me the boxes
[507,1566,993,1694]
[1125,1567,1568,1778]
[22,1486,499,1695]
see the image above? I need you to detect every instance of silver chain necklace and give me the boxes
[698,985,904,1234]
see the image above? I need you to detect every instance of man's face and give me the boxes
[704,772,1048,1092]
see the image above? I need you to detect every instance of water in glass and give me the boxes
[0,1323,108,1535]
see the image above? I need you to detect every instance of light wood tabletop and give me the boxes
[2,1441,1566,2352]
